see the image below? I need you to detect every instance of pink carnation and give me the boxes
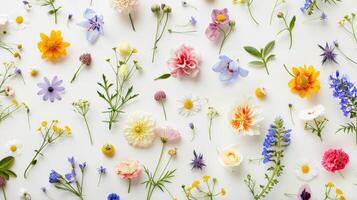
[321,148,349,173]
[115,158,142,180]
[168,45,200,78]
[154,126,181,142]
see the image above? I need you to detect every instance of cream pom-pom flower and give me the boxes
[218,144,243,168]
[124,113,156,148]
[112,0,137,13]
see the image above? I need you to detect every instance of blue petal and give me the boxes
[87,30,100,43]
[219,71,233,82]
[238,67,249,77]
[83,8,96,19]
[77,21,90,28]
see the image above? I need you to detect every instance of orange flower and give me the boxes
[288,65,320,98]
[37,30,70,61]
[229,100,263,136]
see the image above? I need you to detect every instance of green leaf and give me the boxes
[336,122,356,134]
[2,169,16,178]
[154,73,171,80]
[244,46,262,58]
[263,41,275,56]
[0,156,14,169]
[249,61,264,66]
[289,16,296,31]
[266,54,275,62]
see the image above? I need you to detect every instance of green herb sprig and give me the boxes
[38,0,61,24]
[277,12,296,49]
[244,40,275,75]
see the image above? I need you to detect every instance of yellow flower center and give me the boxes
[134,124,144,134]
[301,164,310,174]
[216,14,226,22]
[9,144,17,152]
[296,75,308,88]
[15,16,24,24]
[183,99,193,110]
[48,41,58,51]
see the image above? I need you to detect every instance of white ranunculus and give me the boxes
[298,104,325,121]
[218,144,243,168]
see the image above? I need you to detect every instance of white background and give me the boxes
[1,0,357,199]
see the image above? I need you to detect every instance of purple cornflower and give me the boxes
[68,157,75,166]
[107,193,120,200]
[37,76,64,102]
[97,166,106,186]
[65,169,76,183]
[78,8,104,43]
[318,42,338,64]
[189,16,197,26]
[49,170,60,183]
[320,12,328,21]
[300,0,312,13]
[190,150,206,170]
[79,162,87,171]
[329,71,357,118]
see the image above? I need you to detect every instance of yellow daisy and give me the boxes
[288,65,320,98]
[37,30,70,61]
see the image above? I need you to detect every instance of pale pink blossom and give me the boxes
[154,126,181,142]
[168,45,200,78]
[205,23,220,41]
[115,158,142,180]
[211,8,229,25]
[4,85,14,96]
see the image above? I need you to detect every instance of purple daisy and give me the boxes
[190,150,206,170]
[37,76,64,102]
[318,42,338,64]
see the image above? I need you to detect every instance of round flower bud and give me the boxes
[255,87,266,99]
[228,20,236,27]
[101,144,115,157]
[118,64,128,79]
[277,12,284,18]
[151,4,160,13]
[118,42,133,57]
[163,5,172,13]
[79,53,92,66]
[154,90,166,102]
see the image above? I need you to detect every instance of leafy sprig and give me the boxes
[304,118,328,141]
[97,47,140,130]
[38,0,61,24]
[143,141,176,200]
[277,12,296,49]
[0,156,16,180]
[244,118,290,200]
[244,40,275,75]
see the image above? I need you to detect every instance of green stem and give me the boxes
[350,21,357,44]
[262,59,269,75]
[2,187,6,200]
[355,117,357,145]
[146,143,165,200]
[70,64,83,83]
[128,179,132,193]
[218,26,232,54]
[129,13,136,32]
[336,47,357,64]
[23,141,48,178]
[161,102,167,120]
[269,0,279,25]
[208,118,213,141]
[90,0,93,5]
[247,0,259,25]
[83,116,93,145]
[313,119,323,141]
[152,14,161,63]
[168,29,197,34]
[97,174,102,187]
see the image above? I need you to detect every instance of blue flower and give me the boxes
[107,193,120,200]
[78,8,104,44]
[49,170,60,183]
[68,156,75,166]
[300,0,312,13]
[190,16,197,26]
[212,55,248,83]
[79,162,87,171]
[65,169,76,183]
[329,71,357,118]
[98,166,106,175]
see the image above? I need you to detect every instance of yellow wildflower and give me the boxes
[202,175,210,182]
[191,180,200,188]
[288,65,320,98]
[326,182,334,188]
[221,188,226,196]
[336,188,343,195]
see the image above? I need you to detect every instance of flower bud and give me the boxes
[163,5,172,13]
[118,42,133,57]
[151,4,160,13]
[118,64,128,78]
[277,12,284,18]
[229,20,235,27]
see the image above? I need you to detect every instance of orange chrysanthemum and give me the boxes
[37,30,70,61]
[229,100,263,136]
[288,65,320,98]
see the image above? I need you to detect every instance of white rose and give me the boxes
[298,104,325,121]
[218,144,243,168]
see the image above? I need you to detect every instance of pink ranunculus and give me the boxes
[154,126,181,142]
[115,158,142,180]
[211,8,229,25]
[168,45,200,78]
[205,23,221,41]
[321,148,349,173]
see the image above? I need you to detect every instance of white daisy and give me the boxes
[5,139,23,156]
[0,15,9,30]
[178,95,201,116]
[298,104,325,121]
[295,159,318,181]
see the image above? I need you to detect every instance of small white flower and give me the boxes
[4,85,15,96]
[295,159,318,181]
[112,0,137,13]
[19,188,31,200]
[0,15,9,29]
[5,139,23,156]
[178,95,201,116]
[218,144,243,168]
[298,104,325,121]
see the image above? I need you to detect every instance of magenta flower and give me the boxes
[211,8,229,25]
[168,45,200,78]
[37,76,64,102]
